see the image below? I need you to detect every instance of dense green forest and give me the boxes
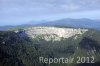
[0,28,100,66]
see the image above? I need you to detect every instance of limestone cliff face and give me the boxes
[23,27,88,41]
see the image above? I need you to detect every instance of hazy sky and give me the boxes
[0,0,100,26]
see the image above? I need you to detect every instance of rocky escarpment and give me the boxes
[24,27,88,41]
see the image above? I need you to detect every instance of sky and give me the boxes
[0,0,100,26]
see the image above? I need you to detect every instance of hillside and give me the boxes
[0,27,100,66]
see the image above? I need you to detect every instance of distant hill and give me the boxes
[0,18,100,30]
[36,18,100,30]
[0,20,47,30]
[0,24,33,31]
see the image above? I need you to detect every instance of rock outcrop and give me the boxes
[24,27,88,41]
